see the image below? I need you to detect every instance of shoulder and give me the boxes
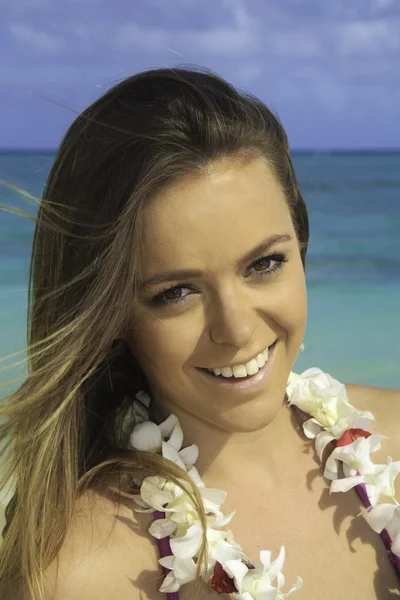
[345,382,400,460]
[42,488,166,600]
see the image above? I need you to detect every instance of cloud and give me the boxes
[336,18,400,55]
[115,0,261,58]
[373,0,396,8]
[9,23,64,51]
[269,29,322,58]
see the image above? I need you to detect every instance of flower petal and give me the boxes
[200,487,228,507]
[158,570,180,593]
[302,418,323,439]
[158,413,178,438]
[353,412,375,431]
[330,475,365,493]
[223,559,249,591]
[365,503,398,533]
[342,463,358,478]
[281,577,304,598]
[169,524,203,558]
[315,430,335,461]
[210,537,246,563]
[159,555,198,588]
[168,421,184,451]
[162,441,187,470]
[129,421,162,452]
[149,516,177,539]
[187,465,206,487]
[392,532,400,557]
[141,476,174,511]
[262,545,285,581]
[323,452,341,481]
[232,593,254,600]
[179,443,199,467]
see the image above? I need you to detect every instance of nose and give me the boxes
[207,291,258,348]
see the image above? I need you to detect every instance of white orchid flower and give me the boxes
[149,489,201,540]
[313,407,375,461]
[286,368,350,422]
[287,370,375,459]
[149,480,235,542]
[288,368,372,428]
[206,527,248,573]
[158,554,198,593]
[224,546,303,600]
[365,502,400,557]
[137,475,174,511]
[157,530,245,594]
[324,434,388,481]
[330,454,400,507]
[129,412,199,471]
[129,421,162,452]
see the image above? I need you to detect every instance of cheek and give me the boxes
[131,315,198,372]
[276,269,307,327]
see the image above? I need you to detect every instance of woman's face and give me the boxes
[127,156,307,432]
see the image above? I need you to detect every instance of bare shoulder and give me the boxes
[345,381,400,459]
[42,487,166,600]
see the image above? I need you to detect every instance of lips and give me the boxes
[198,340,277,376]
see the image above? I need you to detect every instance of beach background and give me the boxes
[2,150,399,530]
[1,150,399,397]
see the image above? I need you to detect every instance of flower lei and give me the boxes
[124,368,400,598]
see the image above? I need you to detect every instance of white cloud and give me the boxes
[69,22,107,45]
[116,23,170,53]
[115,0,261,58]
[9,23,64,51]
[337,19,400,55]
[373,0,396,8]
[115,22,260,58]
[269,29,322,58]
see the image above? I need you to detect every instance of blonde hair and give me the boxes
[0,65,309,599]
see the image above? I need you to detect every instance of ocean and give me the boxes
[0,151,399,395]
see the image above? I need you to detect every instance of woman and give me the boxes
[0,66,399,600]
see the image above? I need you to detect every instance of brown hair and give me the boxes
[0,65,309,599]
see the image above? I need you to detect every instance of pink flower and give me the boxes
[336,428,371,447]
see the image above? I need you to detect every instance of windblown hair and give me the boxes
[0,65,309,599]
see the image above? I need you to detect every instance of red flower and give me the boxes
[211,559,255,595]
[336,428,371,447]
[211,562,238,594]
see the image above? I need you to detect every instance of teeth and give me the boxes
[207,346,271,379]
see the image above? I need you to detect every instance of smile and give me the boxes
[196,340,277,392]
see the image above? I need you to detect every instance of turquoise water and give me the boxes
[0,151,399,394]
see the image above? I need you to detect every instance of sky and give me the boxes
[0,0,399,151]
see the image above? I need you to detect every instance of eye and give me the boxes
[150,252,288,307]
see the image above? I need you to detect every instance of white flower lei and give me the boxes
[124,367,400,599]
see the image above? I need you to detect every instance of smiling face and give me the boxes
[127,155,307,433]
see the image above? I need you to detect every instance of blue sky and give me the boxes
[0,0,399,150]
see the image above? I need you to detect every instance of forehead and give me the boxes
[139,157,294,273]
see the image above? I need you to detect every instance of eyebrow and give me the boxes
[139,233,293,288]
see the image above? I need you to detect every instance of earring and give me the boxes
[300,342,305,352]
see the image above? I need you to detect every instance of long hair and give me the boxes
[0,65,309,599]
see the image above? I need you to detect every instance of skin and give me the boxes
[127,155,308,488]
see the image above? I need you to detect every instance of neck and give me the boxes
[149,393,310,490]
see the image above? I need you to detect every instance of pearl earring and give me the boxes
[300,342,305,352]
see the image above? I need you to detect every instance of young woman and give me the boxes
[0,66,399,600]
